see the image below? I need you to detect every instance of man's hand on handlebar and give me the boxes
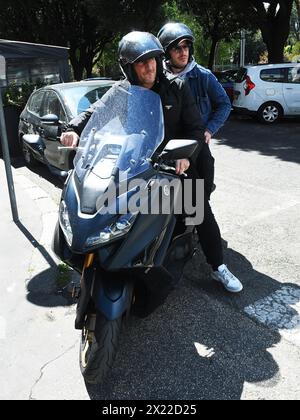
[176,158,190,176]
[60,131,79,148]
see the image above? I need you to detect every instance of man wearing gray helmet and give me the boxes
[61,31,242,293]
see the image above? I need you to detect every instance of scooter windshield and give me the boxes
[74,83,164,182]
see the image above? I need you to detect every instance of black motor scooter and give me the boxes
[24,83,199,384]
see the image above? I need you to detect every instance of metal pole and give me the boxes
[240,30,246,67]
[0,90,19,223]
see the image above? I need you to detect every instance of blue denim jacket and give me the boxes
[184,64,231,135]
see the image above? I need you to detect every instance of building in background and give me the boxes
[0,39,70,86]
[0,40,70,158]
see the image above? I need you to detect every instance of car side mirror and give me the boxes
[160,139,199,161]
[23,134,46,157]
[41,114,60,126]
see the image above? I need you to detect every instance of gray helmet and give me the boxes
[157,23,194,59]
[118,31,164,84]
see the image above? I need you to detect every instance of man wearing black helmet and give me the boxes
[158,22,232,197]
[61,31,203,177]
[61,31,242,293]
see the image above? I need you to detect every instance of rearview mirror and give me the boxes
[160,139,199,161]
[41,114,59,125]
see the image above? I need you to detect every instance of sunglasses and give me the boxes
[170,43,191,54]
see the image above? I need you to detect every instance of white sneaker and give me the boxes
[212,264,243,293]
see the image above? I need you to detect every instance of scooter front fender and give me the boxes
[75,267,132,329]
[92,274,133,322]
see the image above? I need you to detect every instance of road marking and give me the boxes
[194,343,215,358]
[244,286,300,332]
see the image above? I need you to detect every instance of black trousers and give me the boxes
[188,145,223,271]
[196,192,224,271]
[196,143,215,199]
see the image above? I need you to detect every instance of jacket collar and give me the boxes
[163,58,197,79]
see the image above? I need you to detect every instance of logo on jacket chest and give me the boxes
[165,105,173,111]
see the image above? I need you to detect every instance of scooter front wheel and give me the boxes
[80,311,122,384]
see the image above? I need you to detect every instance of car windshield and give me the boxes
[61,84,113,116]
[74,83,164,182]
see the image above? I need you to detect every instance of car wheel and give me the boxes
[257,102,283,124]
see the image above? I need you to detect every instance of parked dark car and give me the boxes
[19,80,116,171]
[213,69,239,103]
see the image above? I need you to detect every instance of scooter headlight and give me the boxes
[59,200,73,247]
[85,213,137,248]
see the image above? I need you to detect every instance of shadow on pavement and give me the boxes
[191,240,300,326]
[11,156,65,189]
[26,267,76,308]
[17,220,76,308]
[216,114,300,165]
[84,242,294,400]
[16,220,57,269]
[22,234,299,399]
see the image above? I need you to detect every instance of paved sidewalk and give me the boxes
[0,160,87,400]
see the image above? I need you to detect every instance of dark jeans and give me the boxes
[196,143,215,199]
[187,145,222,270]
[196,192,224,271]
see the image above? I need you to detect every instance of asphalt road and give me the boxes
[10,114,300,400]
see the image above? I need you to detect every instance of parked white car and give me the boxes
[233,63,300,123]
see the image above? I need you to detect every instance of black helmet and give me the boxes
[118,31,164,84]
[157,23,194,59]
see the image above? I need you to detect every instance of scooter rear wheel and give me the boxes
[80,311,122,384]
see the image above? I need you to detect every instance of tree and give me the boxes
[295,0,300,40]
[248,1,294,63]
[178,0,256,69]
[163,0,212,67]
[0,0,114,80]
[0,0,166,80]
[87,0,166,77]
[295,0,300,21]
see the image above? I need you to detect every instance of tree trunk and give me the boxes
[69,47,85,81]
[252,0,294,63]
[265,31,288,62]
[295,0,300,41]
[208,38,218,70]
[85,55,94,79]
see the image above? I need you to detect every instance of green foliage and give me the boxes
[94,37,121,79]
[56,264,72,289]
[0,0,166,80]
[179,0,256,41]
[177,0,257,68]
[244,31,267,64]
[163,0,211,65]
[285,41,300,61]
[3,82,45,109]
[292,41,300,55]
[0,0,296,75]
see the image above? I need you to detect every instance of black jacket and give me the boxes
[67,74,205,152]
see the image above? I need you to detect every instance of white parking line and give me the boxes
[245,286,300,335]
